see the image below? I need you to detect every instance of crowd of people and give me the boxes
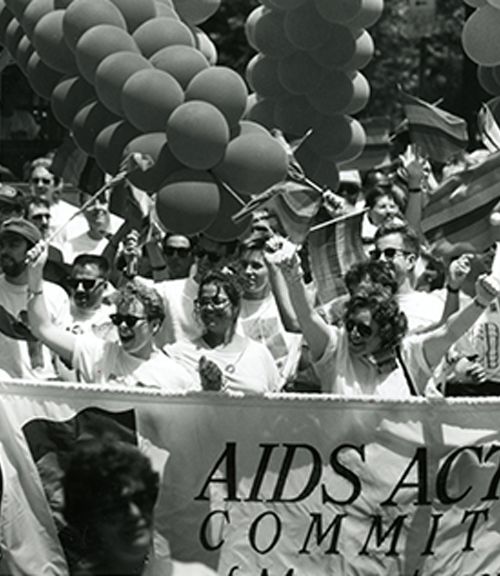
[0,142,500,573]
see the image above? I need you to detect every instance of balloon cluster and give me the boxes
[244,0,383,191]
[463,0,500,116]
[0,0,290,239]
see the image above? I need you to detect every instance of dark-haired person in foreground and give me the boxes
[63,437,217,575]
[26,242,196,390]
[267,237,500,396]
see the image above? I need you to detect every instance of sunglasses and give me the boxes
[31,213,51,221]
[165,246,191,258]
[345,319,373,339]
[109,313,147,328]
[67,278,104,291]
[370,247,410,261]
[195,298,231,311]
[31,177,53,185]
[196,249,223,263]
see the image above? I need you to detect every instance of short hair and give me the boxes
[115,279,165,325]
[63,436,159,535]
[25,195,50,212]
[198,269,242,312]
[344,285,408,350]
[72,254,110,279]
[238,230,270,254]
[344,260,398,295]
[364,185,401,211]
[161,233,193,252]
[28,156,61,186]
[374,218,421,256]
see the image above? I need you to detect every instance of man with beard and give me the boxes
[63,189,122,264]
[0,217,70,379]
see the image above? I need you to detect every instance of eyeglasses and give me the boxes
[165,246,191,258]
[195,298,231,311]
[370,247,410,261]
[109,313,147,328]
[67,278,104,291]
[31,177,53,185]
[196,249,223,263]
[345,319,373,339]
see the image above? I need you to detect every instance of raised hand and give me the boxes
[447,253,473,291]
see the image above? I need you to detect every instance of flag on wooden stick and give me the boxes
[401,91,469,163]
[308,210,367,305]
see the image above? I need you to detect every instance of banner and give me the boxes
[2,381,500,575]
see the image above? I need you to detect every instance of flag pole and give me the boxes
[309,208,368,233]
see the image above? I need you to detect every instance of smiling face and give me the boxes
[196,281,238,339]
[374,232,415,286]
[114,298,153,357]
[29,166,58,204]
[81,192,110,239]
[369,194,399,226]
[240,249,269,300]
[345,307,382,357]
[70,263,106,310]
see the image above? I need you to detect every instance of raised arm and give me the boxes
[265,237,331,361]
[26,241,76,365]
[422,273,500,370]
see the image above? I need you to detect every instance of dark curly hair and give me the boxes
[344,260,398,296]
[62,436,159,548]
[344,285,408,351]
[114,280,165,325]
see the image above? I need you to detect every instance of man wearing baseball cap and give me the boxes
[0,217,70,380]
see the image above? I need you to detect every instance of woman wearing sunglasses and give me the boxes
[26,242,196,390]
[267,238,500,397]
[164,270,280,394]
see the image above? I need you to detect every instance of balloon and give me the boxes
[306,114,365,161]
[204,184,252,242]
[284,2,331,51]
[244,5,264,50]
[4,16,23,57]
[186,66,248,127]
[307,70,370,116]
[26,52,64,98]
[294,141,321,179]
[171,0,220,25]
[252,8,295,58]
[462,5,500,66]
[464,0,487,6]
[477,65,500,95]
[94,120,140,174]
[166,100,230,170]
[109,0,157,33]
[308,24,357,70]
[63,0,127,52]
[123,133,183,191]
[32,11,78,74]
[327,118,366,163]
[156,169,220,235]
[15,34,34,72]
[155,1,180,18]
[246,54,287,99]
[339,30,374,71]
[213,133,288,196]
[54,0,73,7]
[95,51,152,115]
[4,0,30,20]
[75,24,140,83]
[21,0,54,38]
[311,158,339,190]
[493,64,500,87]
[0,3,14,47]
[277,51,325,95]
[344,0,383,29]
[314,0,366,24]
[122,68,184,132]
[230,119,270,139]
[191,26,217,64]
[273,95,320,137]
[150,45,209,89]
[51,74,95,127]
[133,17,194,59]
[343,72,370,114]
[269,0,306,9]
[72,100,120,155]
[244,97,276,129]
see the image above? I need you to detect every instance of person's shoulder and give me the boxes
[42,280,69,299]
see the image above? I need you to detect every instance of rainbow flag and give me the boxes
[422,150,500,250]
[307,209,367,305]
[401,91,469,163]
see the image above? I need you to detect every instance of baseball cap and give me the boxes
[0,217,42,246]
[0,184,23,207]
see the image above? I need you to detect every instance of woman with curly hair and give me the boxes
[164,269,280,394]
[267,237,500,397]
[26,242,195,390]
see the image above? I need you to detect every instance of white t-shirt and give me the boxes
[49,200,86,250]
[62,214,123,263]
[164,333,280,394]
[237,293,302,383]
[397,290,445,334]
[72,335,198,391]
[0,276,70,380]
[314,326,432,397]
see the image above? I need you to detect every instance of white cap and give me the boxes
[339,169,362,186]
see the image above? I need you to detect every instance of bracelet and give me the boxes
[446,284,459,293]
[473,297,488,309]
[408,187,421,193]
